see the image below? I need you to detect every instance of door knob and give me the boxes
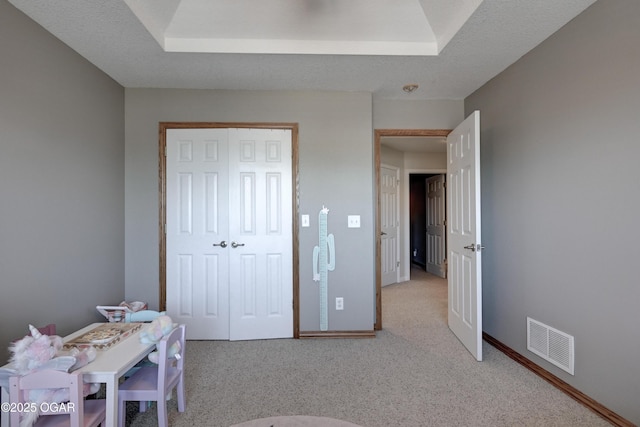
[231,241,245,248]
[213,241,227,248]
[463,244,486,252]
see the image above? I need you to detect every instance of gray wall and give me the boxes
[124,89,374,332]
[373,99,462,129]
[0,1,125,362]
[465,0,640,423]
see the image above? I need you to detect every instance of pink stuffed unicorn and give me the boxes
[1,325,100,427]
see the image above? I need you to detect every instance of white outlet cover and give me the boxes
[347,215,360,228]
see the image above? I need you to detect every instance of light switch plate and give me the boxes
[347,215,360,228]
[301,214,310,227]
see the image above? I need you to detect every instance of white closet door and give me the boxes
[166,127,293,341]
[166,128,230,339]
[228,128,293,340]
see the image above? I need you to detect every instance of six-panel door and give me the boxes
[166,128,293,340]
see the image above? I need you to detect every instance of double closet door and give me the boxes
[166,128,293,341]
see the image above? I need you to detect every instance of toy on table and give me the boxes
[126,309,166,322]
[139,315,181,364]
[96,300,148,322]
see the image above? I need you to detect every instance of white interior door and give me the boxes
[447,111,483,361]
[166,128,293,341]
[166,128,230,339]
[380,165,400,286]
[426,174,446,278]
[228,128,293,340]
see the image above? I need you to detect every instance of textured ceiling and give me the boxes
[9,0,597,100]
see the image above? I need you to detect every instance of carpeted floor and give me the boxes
[230,415,362,427]
[125,267,612,427]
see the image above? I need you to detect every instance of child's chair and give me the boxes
[9,370,106,427]
[37,324,57,336]
[117,324,186,427]
[12,324,57,343]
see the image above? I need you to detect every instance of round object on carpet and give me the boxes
[230,415,363,427]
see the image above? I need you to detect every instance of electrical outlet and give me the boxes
[335,297,344,310]
[347,215,360,228]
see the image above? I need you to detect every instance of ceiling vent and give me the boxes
[527,317,574,375]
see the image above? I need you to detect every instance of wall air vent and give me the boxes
[527,317,574,375]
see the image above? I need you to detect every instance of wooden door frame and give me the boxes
[374,128,451,330]
[159,122,300,338]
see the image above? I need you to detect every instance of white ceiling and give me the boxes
[138,0,442,56]
[9,0,596,100]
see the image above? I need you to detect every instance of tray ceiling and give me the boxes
[9,0,597,100]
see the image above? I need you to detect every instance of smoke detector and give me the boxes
[403,84,419,93]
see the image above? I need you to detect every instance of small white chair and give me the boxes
[117,324,186,427]
[10,370,105,427]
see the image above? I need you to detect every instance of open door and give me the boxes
[447,111,483,361]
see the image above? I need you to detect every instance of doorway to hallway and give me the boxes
[374,128,450,330]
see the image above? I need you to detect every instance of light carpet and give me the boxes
[231,415,362,427]
[125,267,611,426]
